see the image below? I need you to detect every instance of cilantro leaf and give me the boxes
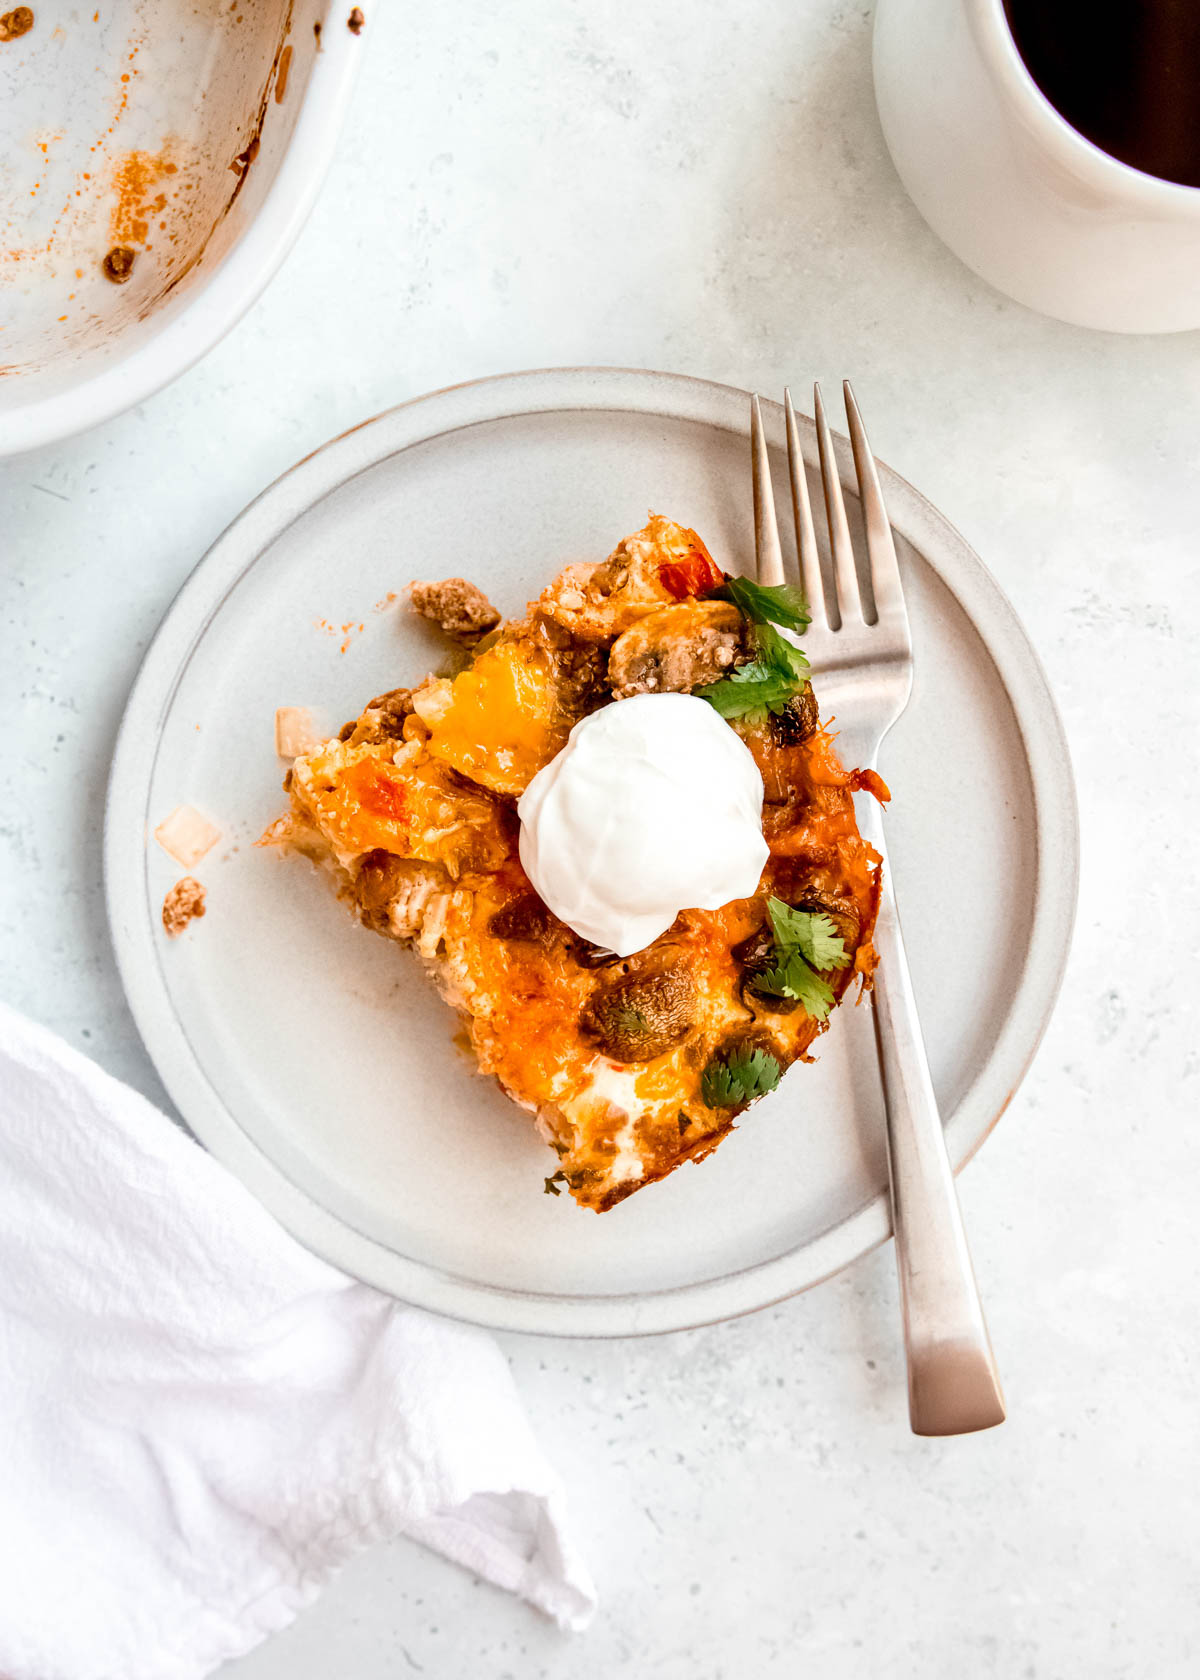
[697,621,811,721]
[749,897,851,1021]
[697,657,798,720]
[766,898,850,972]
[701,1043,782,1108]
[756,950,837,1019]
[754,620,810,679]
[800,914,851,972]
[715,576,811,632]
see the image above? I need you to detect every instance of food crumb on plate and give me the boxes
[162,876,206,938]
[410,577,501,645]
[154,805,220,867]
[347,8,364,34]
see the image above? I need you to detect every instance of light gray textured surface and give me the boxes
[2,1,1198,1675]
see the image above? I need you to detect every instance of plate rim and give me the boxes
[104,366,1080,1338]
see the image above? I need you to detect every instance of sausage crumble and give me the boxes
[162,877,207,938]
[410,578,501,646]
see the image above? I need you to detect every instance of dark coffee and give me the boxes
[1003,0,1200,188]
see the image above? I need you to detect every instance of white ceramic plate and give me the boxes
[105,368,1078,1337]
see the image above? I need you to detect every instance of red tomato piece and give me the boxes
[658,551,724,599]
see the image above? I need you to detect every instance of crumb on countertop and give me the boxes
[154,805,221,868]
[0,7,35,43]
[347,7,364,33]
[162,877,206,938]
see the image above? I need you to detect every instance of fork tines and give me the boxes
[753,385,910,653]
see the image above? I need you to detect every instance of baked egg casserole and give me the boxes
[262,517,884,1211]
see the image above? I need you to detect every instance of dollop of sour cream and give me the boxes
[517,693,769,958]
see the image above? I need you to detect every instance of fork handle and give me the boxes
[861,821,1006,1437]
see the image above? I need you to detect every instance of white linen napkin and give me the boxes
[0,1000,596,1680]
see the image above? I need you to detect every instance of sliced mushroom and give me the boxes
[580,964,696,1063]
[487,891,566,949]
[607,601,748,699]
[731,923,801,1014]
[574,937,623,969]
[768,683,819,747]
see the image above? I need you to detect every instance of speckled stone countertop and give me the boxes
[3,2,1198,1675]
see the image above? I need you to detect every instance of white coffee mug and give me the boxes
[873,0,1200,333]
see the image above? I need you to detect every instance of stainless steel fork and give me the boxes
[750,385,1006,1437]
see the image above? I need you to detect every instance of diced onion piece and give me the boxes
[275,706,318,759]
[154,805,221,867]
[410,679,454,727]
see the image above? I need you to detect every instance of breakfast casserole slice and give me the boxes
[262,516,884,1211]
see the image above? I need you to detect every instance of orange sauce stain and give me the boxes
[14,21,151,277]
[109,147,178,250]
[274,43,293,103]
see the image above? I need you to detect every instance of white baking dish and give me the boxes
[0,0,365,456]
